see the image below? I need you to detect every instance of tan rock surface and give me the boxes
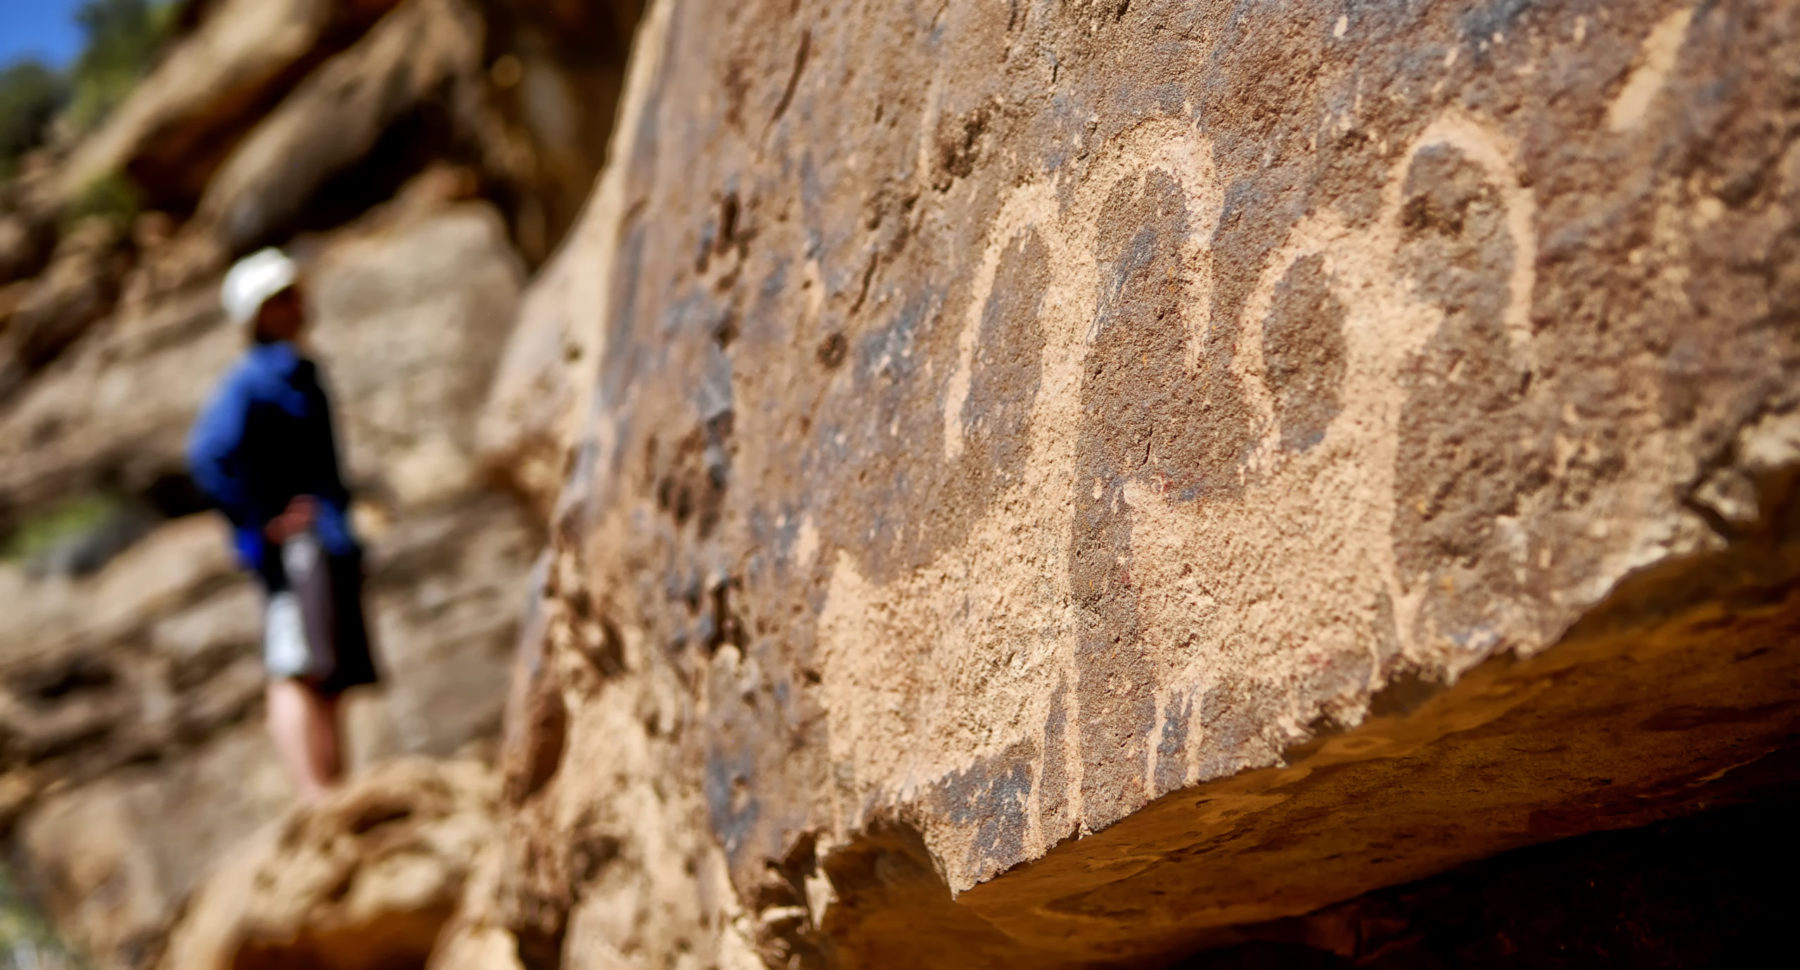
[476,148,616,516]
[0,515,234,665]
[422,835,525,970]
[156,758,496,970]
[308,201,528,512]
[9,0,1800,966]
[55,0,399,210]
[0,218,131,398]
[192,0,492,257]
[3,493,531,967]
[480,0,1800,964]
[0,198,522,523]
[356,493,537,761]
[0,282,241,522]
[16,729,289,967]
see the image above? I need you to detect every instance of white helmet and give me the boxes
[220,247,298,328]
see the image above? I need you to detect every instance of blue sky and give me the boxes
[1,2,87,69]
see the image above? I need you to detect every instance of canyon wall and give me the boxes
[7,0,1799,967]
[1,2,637,966]
[470,0,1800,965]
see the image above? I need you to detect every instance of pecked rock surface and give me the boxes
[471,0,1800,965]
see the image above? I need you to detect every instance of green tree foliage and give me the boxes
[0,60,67,178]
[61,171,141,231]
[64,0,176,133]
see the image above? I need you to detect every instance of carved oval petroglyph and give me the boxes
[817,109,1542,887]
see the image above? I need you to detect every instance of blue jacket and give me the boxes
[186,341,358,571]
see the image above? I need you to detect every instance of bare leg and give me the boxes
[267,679,343,803]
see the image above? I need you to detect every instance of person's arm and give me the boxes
[186,376,258,530]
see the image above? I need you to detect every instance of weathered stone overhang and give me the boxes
[496,0,1800,964]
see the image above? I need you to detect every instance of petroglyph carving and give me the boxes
[821,108,1542,888]
[1608,7,1697,132]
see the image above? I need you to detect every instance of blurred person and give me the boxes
[186,248,378,803]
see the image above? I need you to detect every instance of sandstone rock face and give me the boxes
[55,0,399,210]
[356,494,538,761]
[0,281,238,526]
[192,0,491,257]
[487,0,1800,965]
[0,198,522,526]
[156,758,496,970]
[9,0,1800,966]
[477,170,613,515]
[2,497,531,967]
[309,201,529,511]
[2,0,594,964]
[0,218,131,399]
[0,197,532,970]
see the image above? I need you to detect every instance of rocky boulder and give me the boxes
[0,218,131,401]
[478,0,1800,965]
[476,190,611,516]
[55,0,400,212]
[4,496,532,968]
[192,0,496,258]
[156,758,497,970]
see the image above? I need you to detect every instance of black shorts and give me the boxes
[257,545,380,697]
